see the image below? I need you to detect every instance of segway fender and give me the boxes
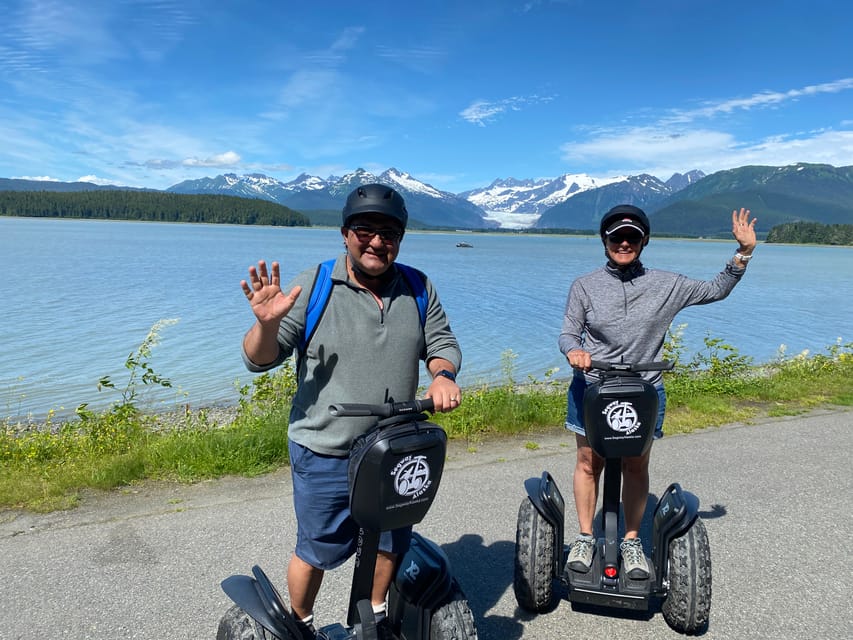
[392,532,453,610]
[388,532,457,640]
[523,471,565,577]
[220,566,303,639]
[523,472,565,530]
[654,483,699,538]
[652,483,700,586]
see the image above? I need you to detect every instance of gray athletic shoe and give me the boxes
[567,534,595,572]
[620,537,650,579]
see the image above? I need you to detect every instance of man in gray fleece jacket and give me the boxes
[558,203,757,580]
[239,184,462,639]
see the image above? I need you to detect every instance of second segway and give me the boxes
[513,360,711,634]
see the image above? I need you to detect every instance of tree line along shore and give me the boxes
[1,190,852,244]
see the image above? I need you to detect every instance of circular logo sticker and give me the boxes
[392,455,432,498]
[602,400,641,435]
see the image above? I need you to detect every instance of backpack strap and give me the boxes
[299,258,336,355]
[396,263,428,327]
[299,260,429,356]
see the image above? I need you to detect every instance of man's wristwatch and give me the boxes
[734,252,753,263]
[435,369,456,382]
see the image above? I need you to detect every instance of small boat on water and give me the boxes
[456,241,474,248]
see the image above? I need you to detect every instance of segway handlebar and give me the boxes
[328,398,435,418]
[589,359,674,373]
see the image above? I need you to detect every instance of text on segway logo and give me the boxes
[602,401,641,435]
[390,455,432,498]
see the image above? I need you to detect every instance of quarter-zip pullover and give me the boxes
[558,259,746,384]
[243,254,462,455]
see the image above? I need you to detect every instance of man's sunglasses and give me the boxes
[348,225,403,243]
[607,233,644,244]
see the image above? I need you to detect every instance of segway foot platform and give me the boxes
[563,541,655,611]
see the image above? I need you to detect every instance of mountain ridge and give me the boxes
[2,163,852,235]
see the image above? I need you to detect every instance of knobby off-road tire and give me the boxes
[513,498,555,612]
[661,517,712,634]
[217,604,291,640]
[430,581,478,640]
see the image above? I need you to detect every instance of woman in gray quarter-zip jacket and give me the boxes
[557,203,757,578]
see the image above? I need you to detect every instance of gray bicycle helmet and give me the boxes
[342,184,408,229]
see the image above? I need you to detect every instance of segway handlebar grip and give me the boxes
[328,398,435,418]
[589,359,673,373]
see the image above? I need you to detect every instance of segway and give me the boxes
[217,398,478,640]
[513,360,712,634]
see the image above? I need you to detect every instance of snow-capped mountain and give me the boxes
[168,172,326,201]
[461,173,623,214]
[534,173,679,229]
[459,170,705,229]
[169,168,493,229]
[167,167,706,230]
[664,170,705,192]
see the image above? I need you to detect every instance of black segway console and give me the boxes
[514,361,712,634]
[346,406,447,533]
[582,362,659,459]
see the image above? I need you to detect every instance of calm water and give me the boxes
[2,217,851,420]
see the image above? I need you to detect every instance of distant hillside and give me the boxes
[0,190,308,226]
[649,164,853,237]
[0,177,152,192]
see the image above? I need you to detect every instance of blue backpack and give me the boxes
[298,259,428,355]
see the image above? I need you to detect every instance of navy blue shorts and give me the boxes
[288,440,412,571]
[565,371,666,440]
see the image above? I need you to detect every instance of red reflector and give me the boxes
[604,566,618,578]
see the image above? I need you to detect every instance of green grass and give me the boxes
[2,328,852,513]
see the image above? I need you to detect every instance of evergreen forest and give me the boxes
[765,221,853,245]
[0,190,309,226]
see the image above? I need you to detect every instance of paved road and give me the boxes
[2,410,852,639]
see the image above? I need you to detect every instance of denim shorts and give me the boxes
[564,371,667,440]
[288,440,412,571]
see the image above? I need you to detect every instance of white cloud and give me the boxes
[76,174,123,185]
[560,78,853,177]
[182,151,242,168]
[665,78,853,124]
[562,127,853,178]
[460,101,507,127]
[460,95,554,127]
[13,175,60,181]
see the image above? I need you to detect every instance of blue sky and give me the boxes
[2,0,851,194]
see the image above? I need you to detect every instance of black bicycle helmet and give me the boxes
[342,183,408,229]
[599,204,651,238]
